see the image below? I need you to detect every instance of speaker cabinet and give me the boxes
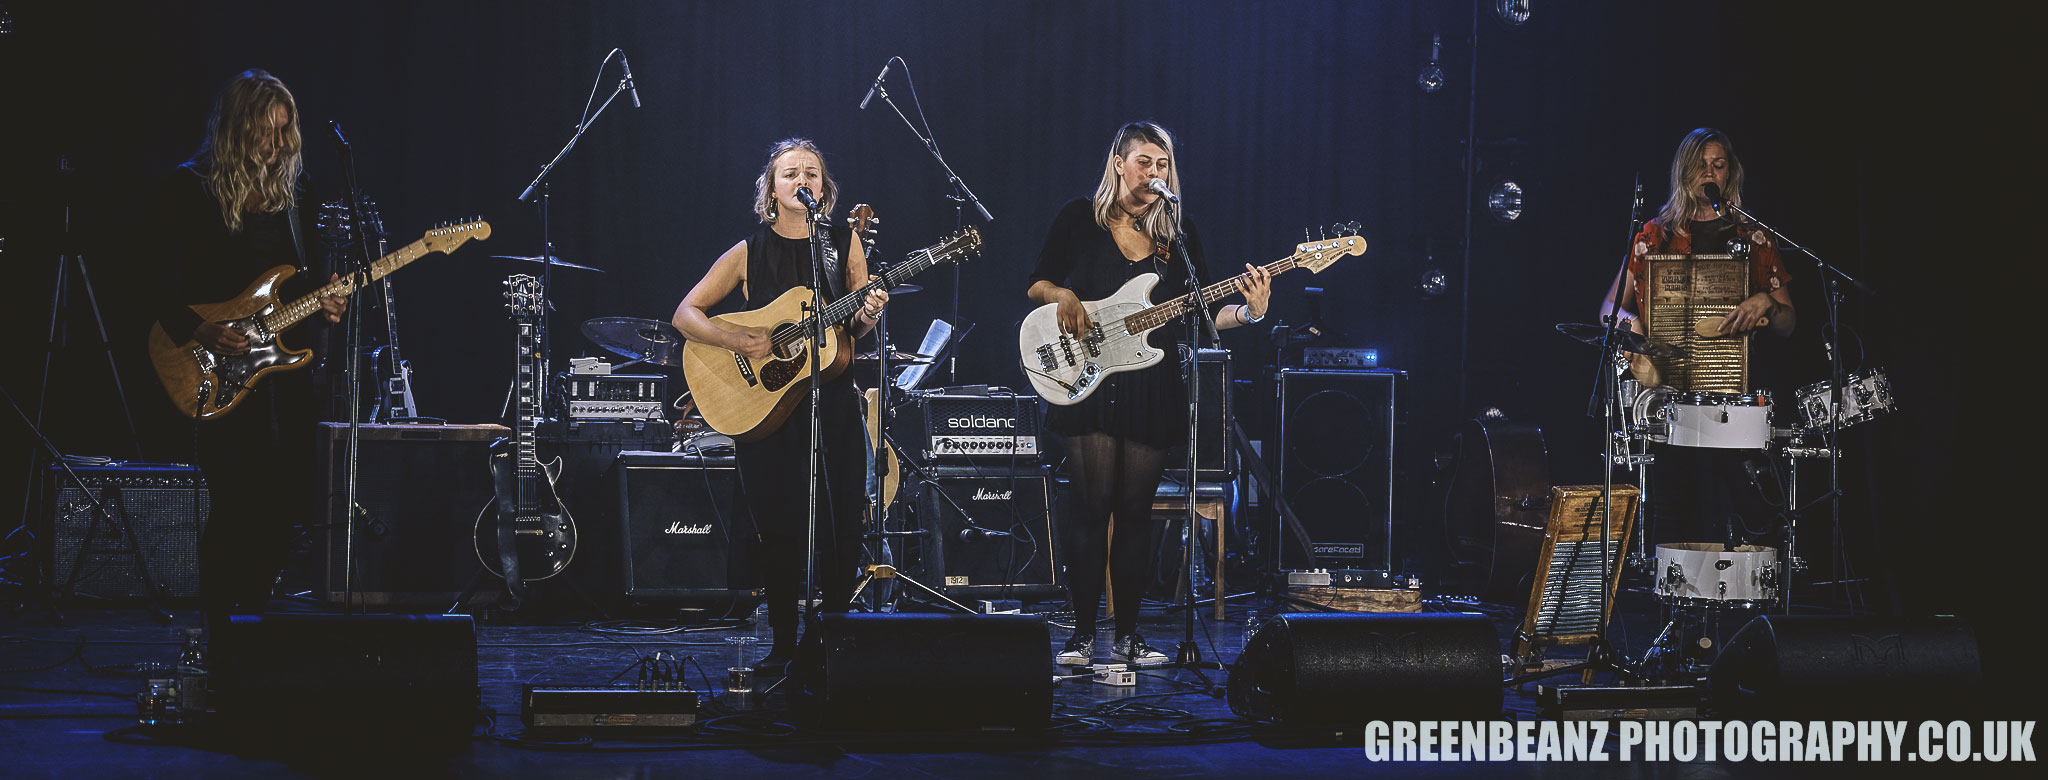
[1276,369,1402,572]
[610,451,754,607]
[1228,612,1501,725]
[918,466,1059,598]
[316,423,504,606]
[212,613,478,747]
[810,612,1051,731]
[1710,615,1983,719]
[1168,348,1236,481]
[44,463,207,600]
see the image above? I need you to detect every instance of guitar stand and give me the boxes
[444,565,607,621]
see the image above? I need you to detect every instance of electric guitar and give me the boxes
[473,274,578,587]
[315,198,423,422]
[147,218,490,420]
[681,226,984,441]
[1018,225,1366,405]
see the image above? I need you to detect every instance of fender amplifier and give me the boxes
[44,463,207,600]
[907,390,1042,461]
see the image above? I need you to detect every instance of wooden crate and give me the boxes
[1284,586,1422,613]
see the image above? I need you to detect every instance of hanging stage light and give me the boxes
[1417,34,1445,93]
[1495,0,1532,27]
[1486,179,1524,223]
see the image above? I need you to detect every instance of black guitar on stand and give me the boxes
[473,274,578,605]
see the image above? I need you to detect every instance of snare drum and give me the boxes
[1663,390,1772,449]
[1796,369,1895,432]
[1654,542,1780,609]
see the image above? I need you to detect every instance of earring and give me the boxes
[767,201,778,221]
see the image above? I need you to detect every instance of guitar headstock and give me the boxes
[1294,222,1367,273]
[422,217,492,255]
[928,226,983,266]
[849,203,879,254]
[503,273,545,319]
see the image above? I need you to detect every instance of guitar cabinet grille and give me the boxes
[45,464,208,600]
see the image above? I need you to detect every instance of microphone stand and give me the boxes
[1163,197,1225,680]
[867,68,992,384]
[803,200,829,643]
[333,123,374,615]
[1720,200,1872,613]
[516,50,636,427]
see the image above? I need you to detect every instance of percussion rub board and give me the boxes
[1511,485,1639,669]
[1643,254,1748,394]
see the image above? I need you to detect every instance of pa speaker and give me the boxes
[1710,615,1982,719]
[808,613,1050,731]
[211,613,478,747]
[1228,612,1500,725]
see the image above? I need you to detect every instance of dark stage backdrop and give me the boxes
[0,1,2024,640]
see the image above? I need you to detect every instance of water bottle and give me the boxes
[175,628,207,719]
[751,600,770,644]
[137,679,177,727]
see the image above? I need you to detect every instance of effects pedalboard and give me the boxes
[522,684,700,729]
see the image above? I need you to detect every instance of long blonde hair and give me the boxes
[1091,121,1183,245]
[752,138,838,224]
[1655,127,1744,237]
[196,69,302,234]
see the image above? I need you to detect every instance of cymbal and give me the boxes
[887,283,924,295]
[582,317,684,366]
[1554,322,1686,358]
[490,254,605,273]
[852,350,934,365]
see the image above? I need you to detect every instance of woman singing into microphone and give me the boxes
[671,138,889,674]
[1026,122,1271,667]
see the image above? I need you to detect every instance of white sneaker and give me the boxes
[1112,634,1170,667]
[1056,634,1094,666]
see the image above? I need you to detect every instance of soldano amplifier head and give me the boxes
[906,390,1042,462]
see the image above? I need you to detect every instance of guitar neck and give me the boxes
[773,243,951,350]
[261,236,436,334]
[1121,254,1304,335]
[513,318,541,513]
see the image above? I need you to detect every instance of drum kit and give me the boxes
[1558,320,1897,680]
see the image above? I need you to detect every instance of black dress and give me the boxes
[145,162,325,631]
[731,224,868,646]
[1026,197,1213,449]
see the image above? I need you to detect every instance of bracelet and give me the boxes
[1240,305,1265,325]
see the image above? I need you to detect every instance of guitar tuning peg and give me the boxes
[1302,227,1310,243]
[1317,226,1327,240]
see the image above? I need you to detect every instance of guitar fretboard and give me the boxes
[260,237,435,334]
[771,235,969,351]
[1120,255,1304,335]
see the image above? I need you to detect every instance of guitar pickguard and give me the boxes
[197,310,306,412]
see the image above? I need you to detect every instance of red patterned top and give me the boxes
[1620,219,1791,316]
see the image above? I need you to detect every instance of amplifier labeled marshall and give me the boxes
[917,465,1059,598]
[907,391,1041,461]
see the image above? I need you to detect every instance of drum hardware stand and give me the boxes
[863,57,994,384]
[23,156,143,536]
[1716,199,1873,613]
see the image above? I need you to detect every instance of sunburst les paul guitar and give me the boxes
[1018,225,1366,405]
[146,218,491,419]
[681,225,983,441]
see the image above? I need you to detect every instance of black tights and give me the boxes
[1062,432,1169,639]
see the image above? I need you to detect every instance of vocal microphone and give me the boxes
[1146,178,1179,203]
[621,51,642,108]
[960,526,1013,542]
[859,58,894,110]
[794,186,822,212]
[1702,182,1730,220]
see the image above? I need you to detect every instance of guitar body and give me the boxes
[146,264,313,419]
[680,285,854,441]
[862,387,901,520]
[1019,273,1167,406]
[472,449,578,582]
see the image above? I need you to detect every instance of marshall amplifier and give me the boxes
[907,390,1042,461]
[916,465,1059,598]
[609,451,754,608]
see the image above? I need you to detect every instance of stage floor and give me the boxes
[0,586,1910,779]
